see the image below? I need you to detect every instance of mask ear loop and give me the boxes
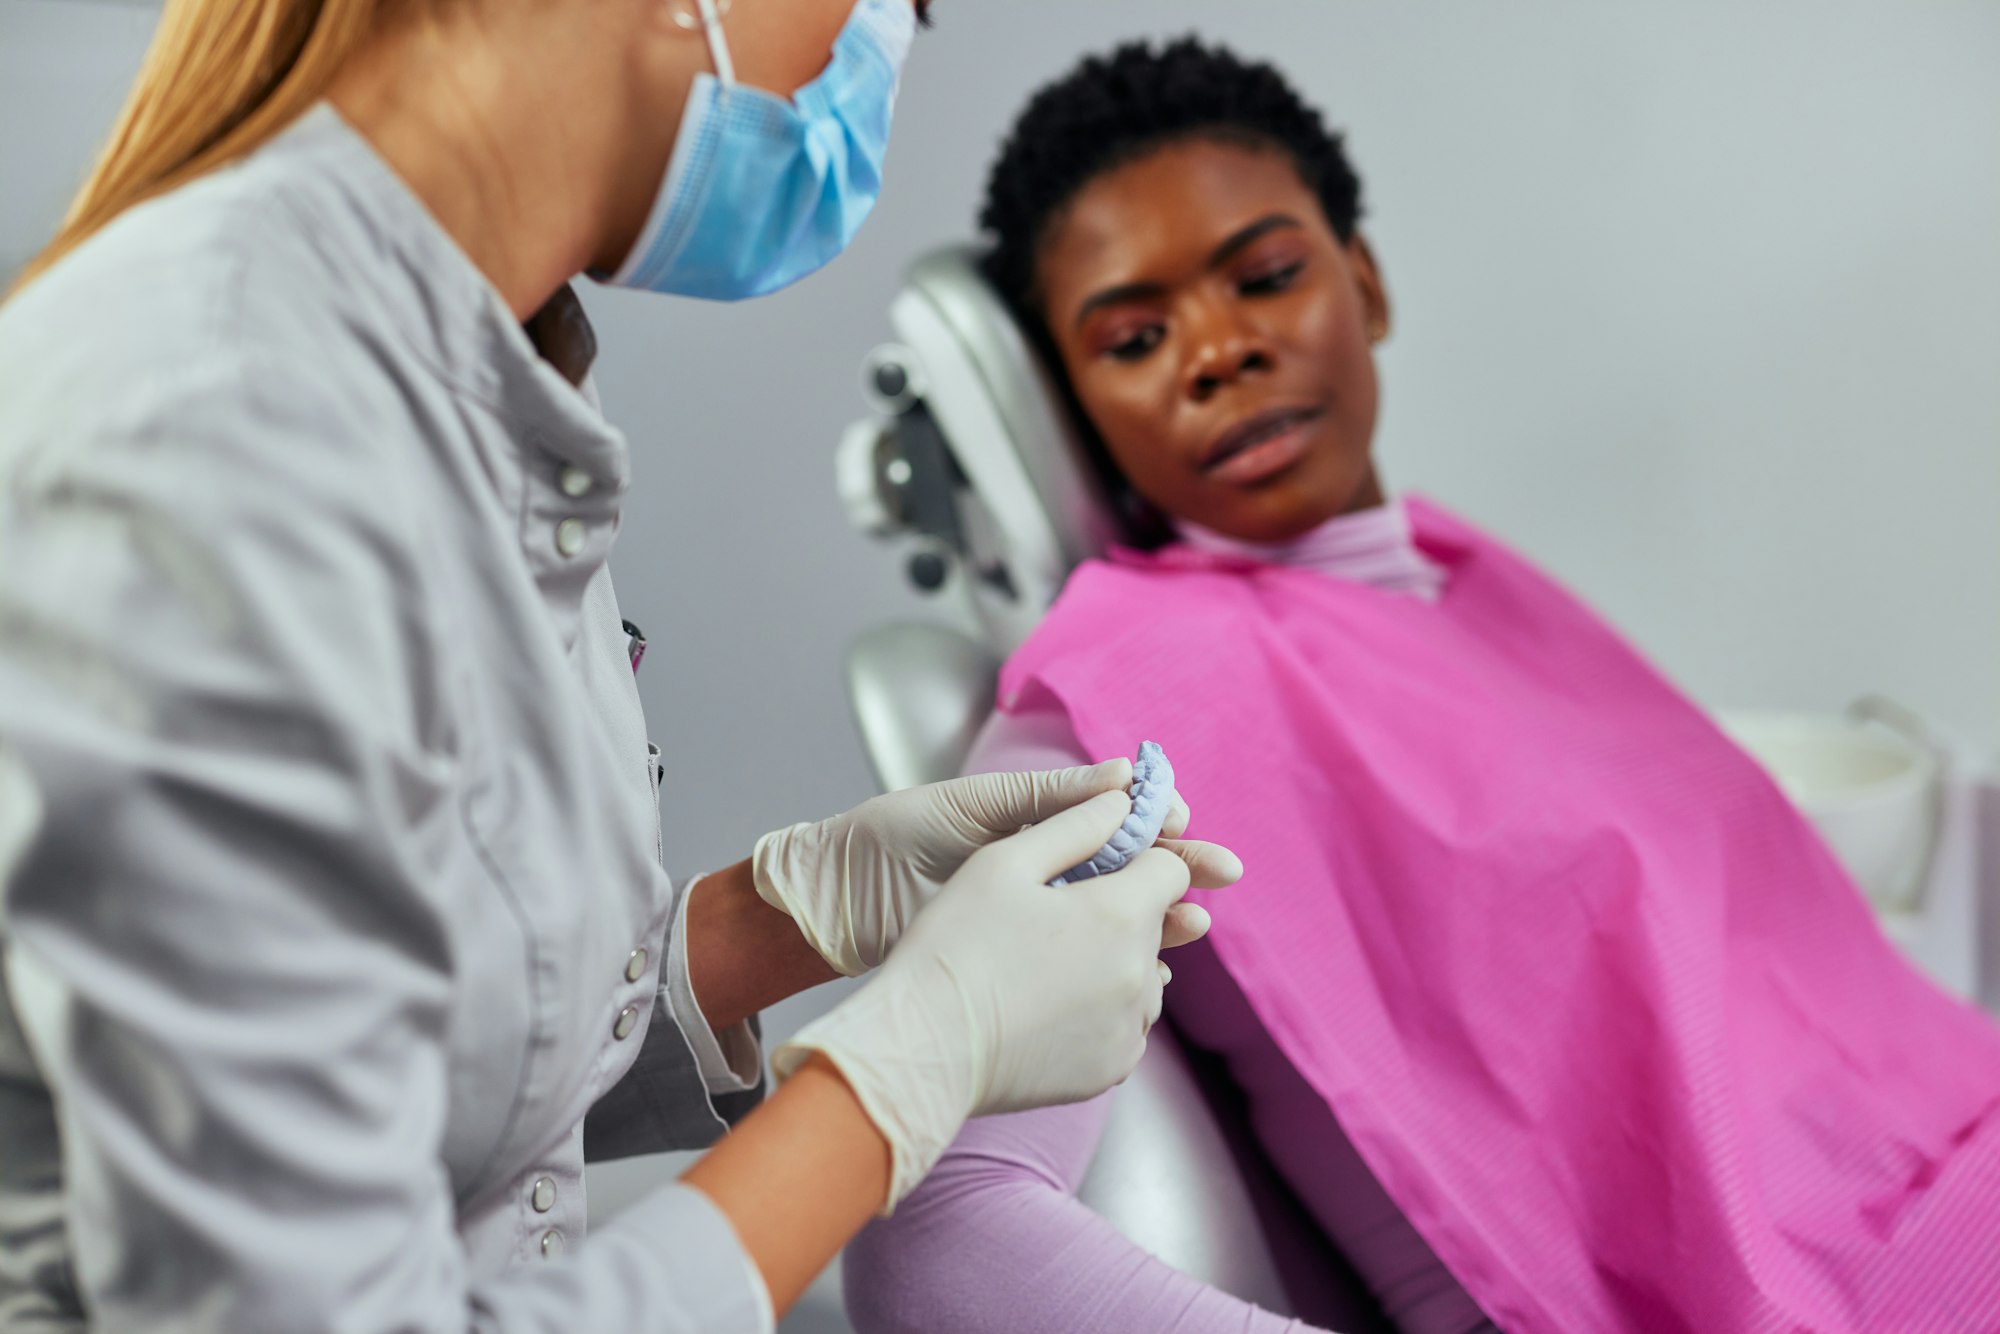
[674,0,737,87]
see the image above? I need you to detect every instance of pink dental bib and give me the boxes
[998,497,2000,1332]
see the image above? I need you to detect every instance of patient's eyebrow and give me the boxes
[1072,213,1307,330]
[1208,214,1304,268]
[1074,280,1168,329]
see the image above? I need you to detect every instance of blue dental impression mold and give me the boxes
[1051,741,1177,885]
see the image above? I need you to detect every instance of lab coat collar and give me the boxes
[271,104,630,494]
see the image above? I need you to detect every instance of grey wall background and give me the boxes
[5,1,1998,1327]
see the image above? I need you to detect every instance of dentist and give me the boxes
[0,0,1237,1329]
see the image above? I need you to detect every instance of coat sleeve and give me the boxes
[585,873,767,1163]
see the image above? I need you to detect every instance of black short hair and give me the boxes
[978,37,1364,318]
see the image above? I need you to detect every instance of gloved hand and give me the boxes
[752,760,1196,976]
[773,789,1243,1209]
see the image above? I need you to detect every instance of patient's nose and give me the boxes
[1182,301,1273,403]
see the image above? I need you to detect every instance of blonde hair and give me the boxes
[10,0,386,295]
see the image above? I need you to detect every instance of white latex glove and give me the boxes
[752,760,1193,976]
[773,789,1242,1209]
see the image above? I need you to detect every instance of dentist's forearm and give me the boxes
[687,858,840,1030]
[683,1054,892,1316]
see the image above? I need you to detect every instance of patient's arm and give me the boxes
[959,687,1102,774]
[841,1094,1319,1334]
[839,702,1322,1334]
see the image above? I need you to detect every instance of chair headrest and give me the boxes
[839,246,1122,651]
[894,247,1121,570]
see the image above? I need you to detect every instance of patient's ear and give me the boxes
[1348,233,1392,344]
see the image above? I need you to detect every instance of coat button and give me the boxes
[540,1228,565,1258]
[558,465,594,498]
[613,1005,639,1040]
[625,948,649,983]
[555,518,587,557]
[531,1176,556,1213]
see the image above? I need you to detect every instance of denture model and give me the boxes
[1051,741,1177,885]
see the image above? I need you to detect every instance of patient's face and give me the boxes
[1036,137,1388,542]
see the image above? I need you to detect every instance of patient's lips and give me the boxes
[1201,404,1325,485]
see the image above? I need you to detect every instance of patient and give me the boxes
[845,39,2000,1334]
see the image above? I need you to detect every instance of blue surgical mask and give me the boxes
[599,0,915,300]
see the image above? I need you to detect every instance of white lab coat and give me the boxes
[0,104,770,1332]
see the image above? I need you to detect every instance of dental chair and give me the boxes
[834,248,1383,1328]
